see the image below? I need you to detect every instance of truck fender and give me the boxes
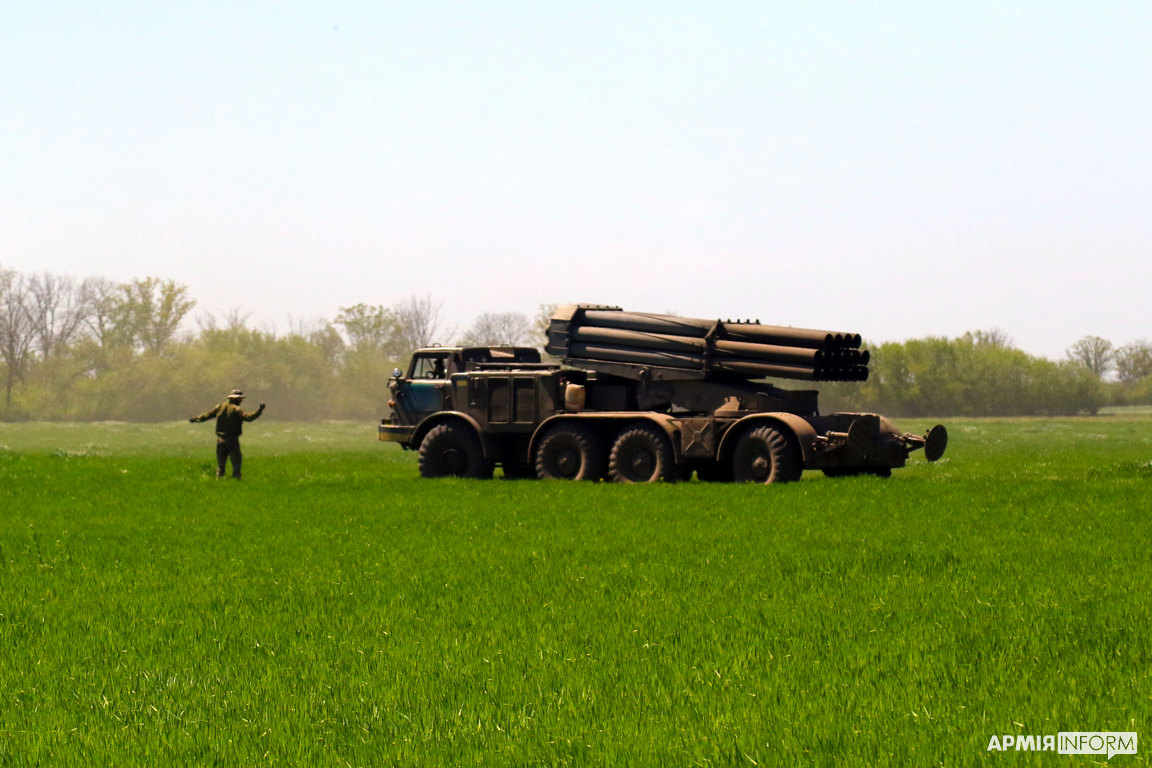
[529,412,683,464]
[717,413,818,466]
[411,412,495,459]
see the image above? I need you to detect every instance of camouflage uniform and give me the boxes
[190,390,265,479]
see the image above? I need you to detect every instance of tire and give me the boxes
[732,424,802,484]
[418,423,493,479]
[535,423,606,481]
[609,424,676,483]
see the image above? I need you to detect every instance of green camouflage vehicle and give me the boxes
[379,305,946,483]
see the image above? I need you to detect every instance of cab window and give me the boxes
[410,354,449,379]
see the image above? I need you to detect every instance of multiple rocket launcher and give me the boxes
[546,305,870,383]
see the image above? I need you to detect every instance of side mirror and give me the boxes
[392,368,403,379]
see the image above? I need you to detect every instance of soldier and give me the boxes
[189,389,266,479]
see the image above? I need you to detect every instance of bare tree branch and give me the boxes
[459,312,533,346]
[393,294,449,353]
[0,269,36,406]
[27,272,89,357]
[1115,339,1152,384]
[1066,335,1115,378]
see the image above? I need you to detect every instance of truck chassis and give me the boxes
[379,306,946,483]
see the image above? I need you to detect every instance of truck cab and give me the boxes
[405,346,543,380]
[381,346,549,440]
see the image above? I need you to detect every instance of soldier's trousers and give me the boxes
[216,435,242,479]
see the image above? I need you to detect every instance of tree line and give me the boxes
[0,266,551,421]
[1,265,1149,421]
[817,332,1108,418]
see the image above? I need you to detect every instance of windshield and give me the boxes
[409,354,449,379]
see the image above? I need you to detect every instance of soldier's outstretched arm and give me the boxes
[190,404,221,423]
[244,403,266,422]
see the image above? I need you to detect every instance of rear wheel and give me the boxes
[535,423,606,481]
[609,424,676,483]
[418,423,493,479]
[732,425,802,484]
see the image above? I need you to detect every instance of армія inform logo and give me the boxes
[986,732,1137,758]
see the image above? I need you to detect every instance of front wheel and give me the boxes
[418,423,494,479]
[609,424,676,483]
[732,425,802,484]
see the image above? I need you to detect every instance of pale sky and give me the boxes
[3,0,1150,359]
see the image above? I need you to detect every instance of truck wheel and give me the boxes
[418,423,493,479]
[732,425,802,484]
[609,424,675,483]
[535,423,606,481]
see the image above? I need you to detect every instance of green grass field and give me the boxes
[1,417,1149,766]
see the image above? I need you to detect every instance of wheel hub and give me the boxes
[630,449,654,478]
[750,451,771,481]
[442,447,465,474]
[556,447,578,477]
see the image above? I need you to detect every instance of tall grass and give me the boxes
[1,418,1149,766]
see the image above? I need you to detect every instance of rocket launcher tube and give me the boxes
[550,305,871,383]
[570,326,708,354]
[580,310,714,337]
[722,324,862,350]
[578,308,862,350]
[569,327,870,367]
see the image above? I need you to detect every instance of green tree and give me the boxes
[1115,340,1152,385]
[335,304,395,355]
[119,278,196,354]
[821,332,1104,417]
[79,276,131,350]
[1066,335,1115,378]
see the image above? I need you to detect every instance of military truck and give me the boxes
[378,305,947,483]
